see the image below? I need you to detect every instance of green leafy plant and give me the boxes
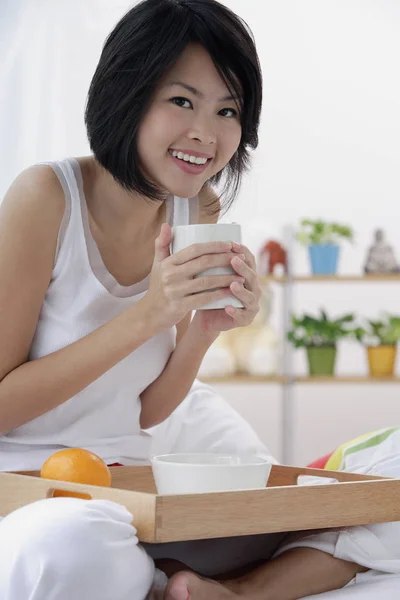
[287,310,355,348]
[297,219,354,245]
[353,315,400,346]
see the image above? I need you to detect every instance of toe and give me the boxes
[165,572,190,600]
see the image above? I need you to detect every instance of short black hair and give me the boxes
[85,0,262,213]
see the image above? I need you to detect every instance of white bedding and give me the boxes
[1,379,399,599]
[148,381,400,598]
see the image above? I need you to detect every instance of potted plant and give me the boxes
[287,310,355,376]
[353,315,400,377]
[297,219,354,275]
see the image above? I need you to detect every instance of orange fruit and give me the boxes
[40,448,112,499]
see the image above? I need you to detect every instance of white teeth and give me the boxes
[171,150,208,165]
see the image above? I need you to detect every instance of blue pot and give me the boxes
[308,244,340,275]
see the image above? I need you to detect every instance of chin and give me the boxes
[163,179,206,200]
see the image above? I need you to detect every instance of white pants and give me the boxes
[1,497,399,600]
[302,576,400,599]
[0,498,156,600]
[1,381,400,599]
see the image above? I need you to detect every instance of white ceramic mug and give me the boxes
[171,223,243,310]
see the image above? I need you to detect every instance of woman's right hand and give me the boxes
[142,223,245,332]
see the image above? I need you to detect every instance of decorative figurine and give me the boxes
[364,229,400,274]
[259,240,288,275]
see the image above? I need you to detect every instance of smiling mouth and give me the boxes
[168,150,212,174]
[169,149,213,164]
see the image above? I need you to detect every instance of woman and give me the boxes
[0,0,262,597]
[1,1,396,599]
[0,0,263,472]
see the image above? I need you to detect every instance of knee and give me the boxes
[2,497,136,555]
[0,498,154,600]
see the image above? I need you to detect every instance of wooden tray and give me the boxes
[1,465,400,543]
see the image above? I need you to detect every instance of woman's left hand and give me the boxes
[191,242,261,335]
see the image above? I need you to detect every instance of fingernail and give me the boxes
[232,242,242,252]
[233,256,244,265]
[239,253,246,260]
[237,277,245,283]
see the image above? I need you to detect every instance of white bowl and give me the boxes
[150,453,272,495]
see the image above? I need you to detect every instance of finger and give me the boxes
[180,252,241,278]
[229,282,257,309]
[225,304,245,323]
[225,298,255,326]
[242,245,257,271]
[230,256,258,289]
[154,223,172,263]
[171,241,232,265]
[187,287,232,311]
[182,274,245,295]
[232,241,242,253]
[231,243,257,270]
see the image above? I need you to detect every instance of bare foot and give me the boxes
[155,559,195,578]
[164,571,240,600]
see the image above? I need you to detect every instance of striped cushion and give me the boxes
[308,427,400,471]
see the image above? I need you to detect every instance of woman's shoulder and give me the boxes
[0,163,66,236]
[16,161,62,186]
[6,162,65,203]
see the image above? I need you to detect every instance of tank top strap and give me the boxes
[37,158,83,268]
[172,195,199,226]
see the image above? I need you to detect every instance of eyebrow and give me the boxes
[165,81,241,102]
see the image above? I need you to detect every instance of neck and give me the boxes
[84,156,167,240]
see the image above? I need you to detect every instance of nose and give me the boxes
[187,114,216,145]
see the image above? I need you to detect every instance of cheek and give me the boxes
[219,125,242,162]
[137,108,177,155]
[138,116,163,151]
[232,129,242,153]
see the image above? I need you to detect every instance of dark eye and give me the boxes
[171,97,192,109]
[219,108,238,118]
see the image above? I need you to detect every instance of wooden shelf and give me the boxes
[199,375,285,384]
[199,375,400,384]
[261,275,400,284]
[295,375,400,383]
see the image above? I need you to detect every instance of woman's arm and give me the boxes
[0,167,162,433]
[140,186,264,429]
[0,174,235,433]
[140,320,217,428]
[139,186,222,428]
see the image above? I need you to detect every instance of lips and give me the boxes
[169,151,212,175]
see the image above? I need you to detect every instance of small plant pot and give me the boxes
[306,345,337,376]
[308,244,340,275]
[367,345,397,377]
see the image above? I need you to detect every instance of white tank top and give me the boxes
[0,158,199,471]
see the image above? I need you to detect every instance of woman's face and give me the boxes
[137,43,242,199]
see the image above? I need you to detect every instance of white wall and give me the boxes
[2,0,400,464]
[213,380,400,465]
[223,0,400,261]
[216,0,400,465]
